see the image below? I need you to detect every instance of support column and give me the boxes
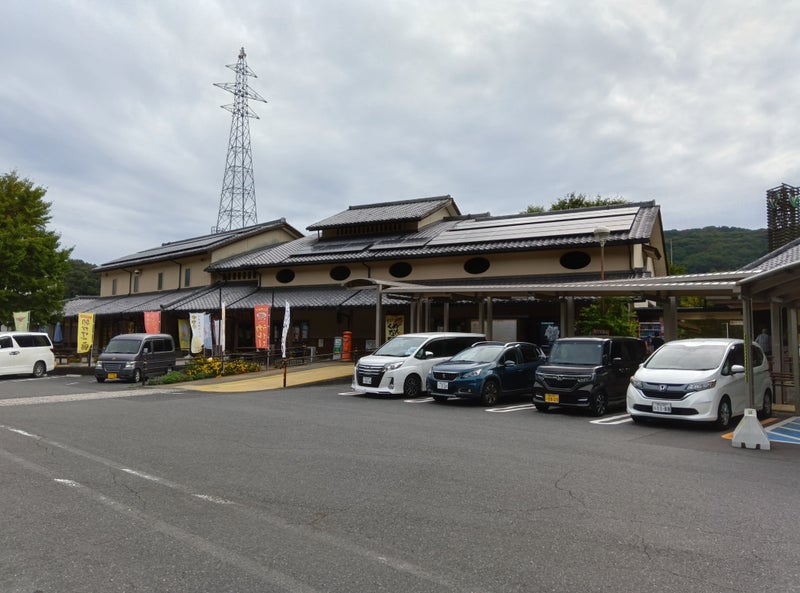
[562,297,575,337]
[423,298,431,332]
[409,300,417,333]
[478,297,485,336]
[663,297,678,341]
[742,293,755,408]
[790,307,799,407]
[375,283,382,348]
[486,297,493,341]
[443,301,450,331]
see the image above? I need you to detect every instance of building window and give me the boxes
[111,278,117,295]
[560,251,591,270]
[389,262,412,278]
[276,269,295,284]
[330,266,351,281]
[133,275,140,293]
[157,272,163,290]
[184,268,191,287]
[464,257,490,275]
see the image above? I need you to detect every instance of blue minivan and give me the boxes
[427,341,546,405]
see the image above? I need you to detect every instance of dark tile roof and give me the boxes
[307,196,458,230]
[738,237,800,272]
[209,201,661,270]
[62,284,406,317]
[94,219,303,271]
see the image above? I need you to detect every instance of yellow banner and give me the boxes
[13,311,30,332]
[77,313,95,353]
[385,315,405,340]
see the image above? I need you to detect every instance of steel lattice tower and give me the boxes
[213,47,267,232]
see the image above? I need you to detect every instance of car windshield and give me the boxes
[547,341,604,365]
[104,338,142,354]
[374,336,427,357]
[644,343,727,371]
[450,345,503,363]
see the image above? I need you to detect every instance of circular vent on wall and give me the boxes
[559,251,591,270]
[389,262,413,278]
[276,269,296,284]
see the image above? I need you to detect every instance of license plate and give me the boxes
[437,381,449,391]
[652,401,672,413]
[108,373,117,380]
[545,393,559,403]
[362,376,372,385]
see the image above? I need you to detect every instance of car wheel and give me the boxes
[715,396,733,429]
[31,361,46,378]
[432,395,448,403]
[96,377,105,383]
[534,402,549,413]
[480,380,500,406]
[588,391,608,416]
[132,368,143,383]
[758,390,773,420]
[403,374,422,397]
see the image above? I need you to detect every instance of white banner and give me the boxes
[281,301,291,359]
[189,313,205,354]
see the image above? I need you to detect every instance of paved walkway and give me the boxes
[177,361,355,393]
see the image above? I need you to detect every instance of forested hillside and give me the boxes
[664,227,768,273]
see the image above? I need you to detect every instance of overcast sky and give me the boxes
[3,1,798,265]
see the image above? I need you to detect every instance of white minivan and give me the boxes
[0,332,55,378]
[352,332,485,397]
[627,338,773,429]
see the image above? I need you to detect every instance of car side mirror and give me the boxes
[730,364,745,374]
[612,357,623,366]
[424,350,435,359]
[504,360,516,367]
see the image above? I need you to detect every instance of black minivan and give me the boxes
[532,337,647,416]
[95,333,177,383]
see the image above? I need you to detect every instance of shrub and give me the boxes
[183,356,261,379]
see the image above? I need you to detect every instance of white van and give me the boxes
[0,332,55,378]
[95,333,177,383]
[352,332,485,397]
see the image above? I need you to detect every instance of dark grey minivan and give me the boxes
[95,333,177,383]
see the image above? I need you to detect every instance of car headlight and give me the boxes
[463,368,483,378]
[687,379,716,392]
[630,377,643,389]
[125,361,136,369]
[384,361,404,371]
[94,362,102,370]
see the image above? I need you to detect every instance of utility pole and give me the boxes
[213,47,267,232]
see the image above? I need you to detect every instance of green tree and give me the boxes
[65,258,100,297]
[0,171,72,327]
[575,298,639,337]
[523,192,628,213]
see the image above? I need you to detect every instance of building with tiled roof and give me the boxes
[63,196,669,356]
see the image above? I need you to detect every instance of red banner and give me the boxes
[144,311,161,334]
[254,304,271,350]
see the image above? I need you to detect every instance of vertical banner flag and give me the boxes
[281,301,291,359]
[203,314,213,350]
[77,313,95,354]
[144,311,161,334]
[254,304,271,350]
[13,311,30,332]
[178,319,191,351]
[189,313,205,354]
[220,301,226,354]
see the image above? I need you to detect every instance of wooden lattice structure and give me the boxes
[767,183,800,251]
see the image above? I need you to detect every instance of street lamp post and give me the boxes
[593,226,610,280]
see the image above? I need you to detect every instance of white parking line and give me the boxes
[0,388,181,406]
[590,413,633,425]
[486,404,535,413]
[405,397,434,403]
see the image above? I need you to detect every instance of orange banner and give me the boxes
[254,304,271,350]
[144,311,161,334]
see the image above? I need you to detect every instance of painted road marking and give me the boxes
[765,416,800,444]
[486,404,535,413]
[405,397,434,403]
[590,413,633,425]
[0,388,181,406]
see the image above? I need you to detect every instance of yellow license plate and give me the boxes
[108,373,117,379]
[545,393,559,403]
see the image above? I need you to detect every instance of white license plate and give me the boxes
[437,381,449,391]
[362,376,372,385]
[652,401,672,413]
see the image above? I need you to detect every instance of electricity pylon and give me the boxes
[213,47,267,232]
